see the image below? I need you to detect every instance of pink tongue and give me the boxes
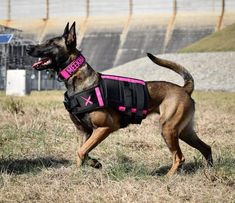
[32,58,48,68]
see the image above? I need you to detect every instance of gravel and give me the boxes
[103,52,235,92]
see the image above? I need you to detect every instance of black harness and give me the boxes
[64,74,149,128]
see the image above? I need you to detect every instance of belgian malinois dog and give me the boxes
[27,22,212,176]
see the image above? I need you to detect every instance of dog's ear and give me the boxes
[63,22,69,36]
[66,21,76,49]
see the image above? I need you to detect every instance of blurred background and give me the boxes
[0,0,234,92]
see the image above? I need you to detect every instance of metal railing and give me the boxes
[0,29,64,91]
[0,0,232,21]
[0,0,234,91]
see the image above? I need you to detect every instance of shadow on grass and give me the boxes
[0,157,71,175]
[107,153,206,181]
[108,156,235,181]
[152,161,204,176]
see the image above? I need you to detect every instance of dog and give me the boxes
[27,22,213,176]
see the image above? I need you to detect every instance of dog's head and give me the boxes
[27,22,77,72]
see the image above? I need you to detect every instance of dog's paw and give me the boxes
[77,156,84,167]
[86,157,102,169]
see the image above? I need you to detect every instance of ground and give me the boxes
[0,91,234,202]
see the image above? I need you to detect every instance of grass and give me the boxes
[179,23,235,52]
[0,90,234,202]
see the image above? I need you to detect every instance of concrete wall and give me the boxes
[1,1,235,70]
[77,12,234,70]
[113,16,169,67]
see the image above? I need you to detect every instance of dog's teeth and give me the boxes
[43,59,51,65]
[44,61,49,65]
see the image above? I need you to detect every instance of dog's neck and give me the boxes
[64,52,100,97]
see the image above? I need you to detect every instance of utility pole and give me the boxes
[173,0,177,17]
[7,0,11,21]
[129,0,133,17]
[162,0,177,53]
[86,0,90,19]
[216,0,225,31]
[45,0,49,20]
[77,0,90,47]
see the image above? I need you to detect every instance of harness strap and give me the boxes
[100,75,148,127]
[64,74,149,128]
[64,86,105,114]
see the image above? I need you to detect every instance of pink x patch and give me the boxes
[81,96,93,106]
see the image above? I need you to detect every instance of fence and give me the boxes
[0,0,234,91]
[0,25,64,91]
[0,0,234,21]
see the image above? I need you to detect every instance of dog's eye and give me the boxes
[48,39,55,44]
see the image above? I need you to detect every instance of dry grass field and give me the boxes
[0,90,234,203]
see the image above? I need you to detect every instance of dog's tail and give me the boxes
[147,53,194,95]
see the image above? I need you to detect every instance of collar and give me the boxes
[58,54,86,80]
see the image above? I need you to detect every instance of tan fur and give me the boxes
[74,55,212,177]
[27,23,212,176]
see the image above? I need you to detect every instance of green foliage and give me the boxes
[179,23,235,52]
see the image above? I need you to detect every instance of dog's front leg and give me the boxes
[77,127,112,168]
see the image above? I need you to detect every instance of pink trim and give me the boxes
[118,106,126,111]
[81,96,93,106]
[143,110,148,114]
[95,87,104,107]
[101,75,145,85]
[59,55,85,80]
[60,70,70,79]
[131,108,137,113]
[118,106,148,114]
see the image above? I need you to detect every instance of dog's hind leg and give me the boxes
[159,103,186,177]
[179,122,213,167]
[161,123,185,177]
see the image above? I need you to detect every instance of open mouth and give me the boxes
[32,57,52,70]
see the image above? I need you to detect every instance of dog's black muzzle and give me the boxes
[26,44,54,58]
[26,45,35,55]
